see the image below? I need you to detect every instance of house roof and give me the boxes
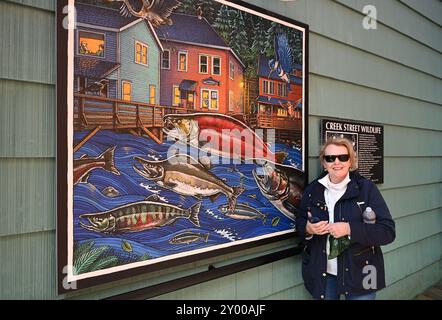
[179,80,197,92]
[258,55,302,85]
[256,95,296,107]
[74,57,120,79]
[76,3,139,29]
[156,13,228,48]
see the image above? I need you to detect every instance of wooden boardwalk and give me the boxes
[73,94,303,149]
[73,94,177,149]
[414,281,442,300]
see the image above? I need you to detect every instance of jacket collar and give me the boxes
[311,171,361,201]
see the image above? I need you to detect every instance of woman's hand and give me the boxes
[328,222,351,238]
[306,212,329,235]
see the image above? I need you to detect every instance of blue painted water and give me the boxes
[73,130,302,272]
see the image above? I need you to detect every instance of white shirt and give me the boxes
[318,173,351,275]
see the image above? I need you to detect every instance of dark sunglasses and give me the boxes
[324,154,350,163]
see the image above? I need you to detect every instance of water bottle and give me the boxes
[363,207,376,224]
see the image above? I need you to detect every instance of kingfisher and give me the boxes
[80,79,109,96]
[106,0,181,27]
[268,33,293,91]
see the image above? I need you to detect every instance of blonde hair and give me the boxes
[319,137,358,171]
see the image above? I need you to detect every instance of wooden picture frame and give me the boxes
[57,0,309,293]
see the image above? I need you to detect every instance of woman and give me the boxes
[296,138,395,300]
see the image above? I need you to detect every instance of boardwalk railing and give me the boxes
[74,94,164,130]
[248,113,302,131]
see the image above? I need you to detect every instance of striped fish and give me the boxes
[169,231,209,245]
[79,197,201,234]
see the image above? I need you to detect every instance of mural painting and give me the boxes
[58,0,308,290]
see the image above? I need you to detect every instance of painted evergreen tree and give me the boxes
[264,22,284,58]
[229,11,249,60]
[213,5,234,44]
[197,0,219,24]
[287,29,303,65]
[176,0,194,14]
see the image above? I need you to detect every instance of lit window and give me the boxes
[201,90,209,108]
[149,85,156,104]
[212,57,221,75]
[173,86,180,106]
[178,51,187,71]
[210,91,218,110]
[229,61,234,80]
[78,31,105,57]
[199,55,208,74]
[122,81,132,101]
[161,50,170,69]
[135,41,148,65]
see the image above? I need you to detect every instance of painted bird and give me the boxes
[268,33,293,91]
[80,79,109,96]
[196,5,203,20]
[107,0,181,27]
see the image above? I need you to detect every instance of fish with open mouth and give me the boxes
[252,161,304,221]
[133,154,244,212]
[73,146,120,185]
[79,195,202,233]
[163,113,287,164]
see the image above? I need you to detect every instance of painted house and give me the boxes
[255,54,302,119]
[155,13,245,114]
[74,3,163,104]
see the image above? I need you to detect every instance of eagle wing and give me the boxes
[151,0,181,19]
[274,33,293,74]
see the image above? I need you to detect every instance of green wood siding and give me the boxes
[119,22,161,104]
[0,0,440,300]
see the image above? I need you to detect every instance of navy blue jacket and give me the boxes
[295,171,395,299]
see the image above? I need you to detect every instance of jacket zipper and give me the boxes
[337,202,345,288]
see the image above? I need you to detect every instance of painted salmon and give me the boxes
[218,203,267,224]
[163,113,287,164]
[133,154,244,212]
[252,161,304,221]
[79,196,202,233]
[169,231,209,244]
[73,146,120,185]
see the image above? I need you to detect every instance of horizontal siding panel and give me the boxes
[384,208,441,253]
[309,75,442,131]
[0,230,56,299]
[263,283,311,300]
[0,80,55,157]
[309,76,442,132]
[384,125,442,157]
[154,274,237,300]
[0,158,55,236]
[310,34,442,105]
[382,183,441,220]
[400,0,442,26]
[382,157,441,189]
[6,0,55,11]
[377,260,441,299]
[335,0,442,52]
[384,233,441,286]
[0,1,55,84]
